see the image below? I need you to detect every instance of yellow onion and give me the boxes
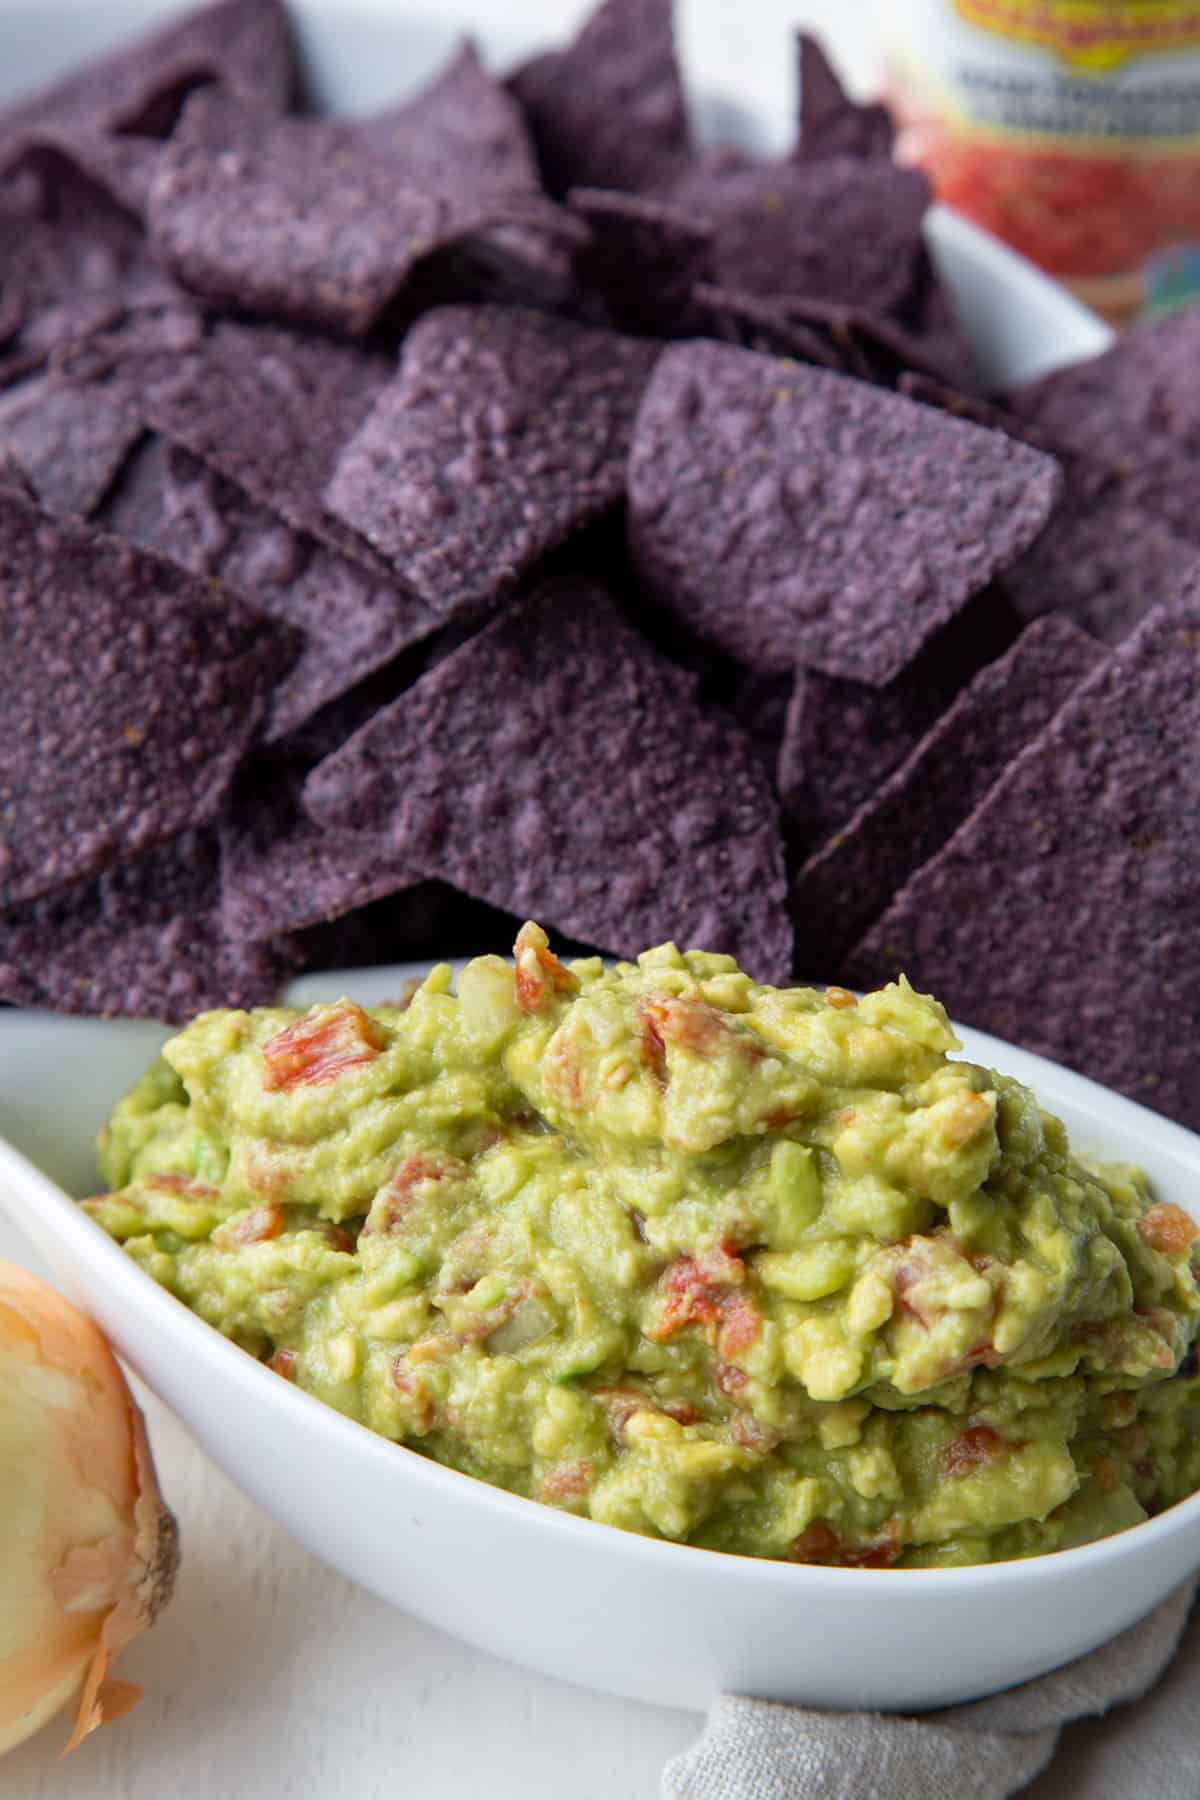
[0,1260,178,1757]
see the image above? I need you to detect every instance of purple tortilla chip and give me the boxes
[302,576,793,982]
[0,0,296,165]
[366,40,544,202]
[508,0,690,197]
[0,370,144,516]
[690,285,844,370]
[100,434,436,741]
[666,156,929,320]
[0,485,299,909]
[219,760,423,941]
[141,318,394,570]
[3,128,161,222]
[0,830,295,1023]
[793,34,895,163]
[326,305,660,615]
[899,371,1049,445]
[791,616,1105,969]
[627,341,1062,684]
[147,89,450,337]
[569,187,713,336]
[364,41,577,306]
[1007,310,1200,547]
[778,584,1022,849]
[1002,486,1198,646]
[845,598,1200,1130]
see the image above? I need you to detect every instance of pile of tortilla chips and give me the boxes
[0,0,1196,1131]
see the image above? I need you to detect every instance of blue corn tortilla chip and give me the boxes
[0,485,299,908]
[219,760,424,941]
[325,305,660,615]
[2,127,162,223]
[0,369,144,517]
[569,187,713,336]
[793,34,895,163]
[690,285,844,370]
[777,585,1022,849]
[100,434,436,741]
[628,341,1061,684]
[508,0,690,197]
[140,318,394,570]
[1002,487,1197,646]
[666,156,930,320]
[1007,309,1200,548]
[790,617,1105,969]
[845,597,1200,1129]
[0,830,296,1023]
[302,576,793,982]
[0,0,296,164]
[366,40,545,203]
[147,90,450,337]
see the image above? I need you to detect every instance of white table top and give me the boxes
[1,4,877,1793]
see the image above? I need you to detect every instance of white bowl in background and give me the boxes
[0,0,1114,388]
[2,975,1199,1715]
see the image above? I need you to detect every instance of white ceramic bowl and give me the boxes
[3,973,1200,1714]
[0,0,1155,1717]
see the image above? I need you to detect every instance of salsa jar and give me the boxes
[880,0,1200,324]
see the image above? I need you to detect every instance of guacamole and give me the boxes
[86,923,1200,1567]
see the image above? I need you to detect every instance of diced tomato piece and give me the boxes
[717,1295,763,1359]
[266,1348,296,1380]
[367,1152,467,1235]
[216,1204,286,1248]
[790,1521,841,1563]
[262,1002,386,1092]
[942,1424,1015,1478]
[148,1173,217,1198]
[728,1409,777,1452]
[649,1245,746,1342]
[1137,1203,1199,1257]
[513,922,577,1014]
[791,1519,901,1568]
[542,1459,593,1501]
[392,1356,435,1431]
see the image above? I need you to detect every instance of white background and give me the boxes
[1,3,877,1795]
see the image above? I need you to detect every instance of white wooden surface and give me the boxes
[1,4,877,1794]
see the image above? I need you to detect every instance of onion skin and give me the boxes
[0,1261,179,1758]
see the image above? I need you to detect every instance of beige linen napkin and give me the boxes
[663,1580,1199,1800]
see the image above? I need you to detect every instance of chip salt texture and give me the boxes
[0,486,296,907]
[508,0,690,196]
[302,576,792,982]
[628,341,1061,683]
[101,434,435,739]
[846,599,1200,1128]
[791,616,1105,968]
[0,831,295,1022]
[326,305,660,613]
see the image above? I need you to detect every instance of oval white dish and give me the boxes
[2,976,1198,1714]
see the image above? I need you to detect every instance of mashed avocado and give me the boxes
[86,923,1200,1567]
